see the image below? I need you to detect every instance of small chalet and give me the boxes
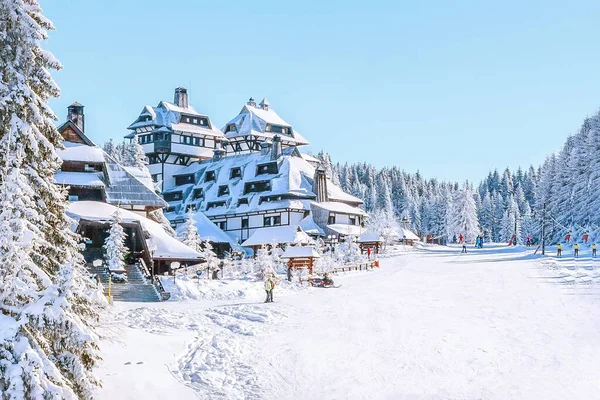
[281,246,321,275]
[358,231,383,255]
[56,103,167,217]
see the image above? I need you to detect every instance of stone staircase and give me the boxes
[86,250,160,303]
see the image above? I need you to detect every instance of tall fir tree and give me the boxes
[0,1,102,397]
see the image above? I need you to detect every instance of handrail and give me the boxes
[136,258,170,301]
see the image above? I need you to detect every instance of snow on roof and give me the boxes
[55,171,105,188]
[165,149,362,224]
[194,212,232,244]
[358,230,383,243]
[170,122,225,138]
[280,246,321,259]
[327,224,365,236]
[124,166,156,191]
[399,227,420,241]
[127,100,225,140]
[57,142,105,163]
[241,225,312,247]
[299,214,325,236]
[224,103,309,146]
[301,153,321,163]
[104,156,166,208]
[311,201,367,216]
[67,201,202,261]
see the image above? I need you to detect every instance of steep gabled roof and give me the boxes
[57,120,95,146]
[223,101,309,146]
[127,101,225,139]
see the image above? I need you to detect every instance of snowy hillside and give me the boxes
[95,245,600,399]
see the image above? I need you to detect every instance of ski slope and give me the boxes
[96,245,600,399]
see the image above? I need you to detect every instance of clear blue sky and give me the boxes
[43,0,600,183]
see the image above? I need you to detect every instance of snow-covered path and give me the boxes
[97,245,600,399]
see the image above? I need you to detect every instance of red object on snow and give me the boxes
[459,234,464,243]
[583,234,589,243]
[565,234,571,243]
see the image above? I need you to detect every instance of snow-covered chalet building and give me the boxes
[125,87,226,192]
[56,103,203,274]
[127,89,367,249]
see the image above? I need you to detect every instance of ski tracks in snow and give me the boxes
[116,303,287,399]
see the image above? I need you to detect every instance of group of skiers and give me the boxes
[556,243,597,258]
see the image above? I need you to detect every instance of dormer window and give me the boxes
[256,162,278,175]
[164,192,183,202]
[237,198,249,206]
[230,167,242,179]
[265,125,289,135]
[175,174,194,186]
[192,188,204,200]
[244,180,271,194]
[226,124,236,133]
[205,171,216,182]
[218,185,229,197]
[206,201,226,210]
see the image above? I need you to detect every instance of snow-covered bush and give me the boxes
[110,272,128,283]
[314,250,337,273]
[254,246,278,279]
[336,236,363,264]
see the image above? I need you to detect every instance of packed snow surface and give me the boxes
[96,245,600,399]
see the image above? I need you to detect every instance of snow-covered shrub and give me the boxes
[314,250,337,273]
[336,236,363,264]
[254,246,278,279]
[110,272,128,283]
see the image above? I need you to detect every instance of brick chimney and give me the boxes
[312,164,329,203]
[174,87,189,108]
[271,135,282,160]
[67,102,85,132]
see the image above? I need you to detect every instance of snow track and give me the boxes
[96,245,600,399]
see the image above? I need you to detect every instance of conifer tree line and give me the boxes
[316,109,600,245]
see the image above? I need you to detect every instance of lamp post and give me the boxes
[149,244,157,278]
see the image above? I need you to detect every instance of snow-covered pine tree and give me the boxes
[447,182,480,243]
[103,138,121,163]
[0,1,102,397]
[179,209,202,252]
[104,210,128,271]
[126,139,148,168]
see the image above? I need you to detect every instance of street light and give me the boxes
[149,244,157,278]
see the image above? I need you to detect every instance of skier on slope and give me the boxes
[557,243,562,258]
[593,243,597,258]
[461,240,467,254]
[574,243,580,258]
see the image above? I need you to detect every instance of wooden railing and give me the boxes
[137,258,171,301]
[332,261,376,273]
